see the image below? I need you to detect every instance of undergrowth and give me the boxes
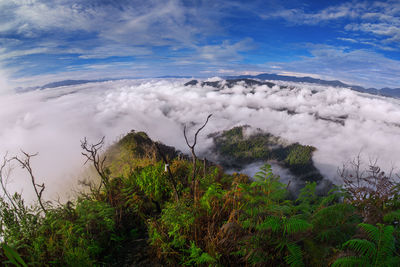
[0,130,399,266]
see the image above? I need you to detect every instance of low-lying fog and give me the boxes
[1,78,400,201]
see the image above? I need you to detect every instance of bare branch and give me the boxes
[80,136,109,193]
[0,153,19,212]
[12,151,47,214]
[184,114,212,149]
[339,154,398,224]
[182,114,212,200]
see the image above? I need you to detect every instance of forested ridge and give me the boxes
[1,128,399,266]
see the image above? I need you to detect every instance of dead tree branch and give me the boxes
[0,153,19,213]
[183,114,212,200]
[12,151,47,214]
[338,154,397,224]
[81,136,109,192]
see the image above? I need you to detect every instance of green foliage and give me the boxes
[161,201,196,248]
[134,161,171,203]
[383,210,400,224]
[200,183,224,212]
[284,144,322,181]
[183,242,217,266]
[2,243,28,267]
[1,130,399,267]
[285,144,314,166]
[311,203,361,244]
[213,126,323,182]
[236,164,313,266]
[333,223,400,267]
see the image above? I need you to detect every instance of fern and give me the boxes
[257,216,281,232]
[383,210,400,224]
[200,183,224,212]
[183,242,216,266]
[342,239,376,257]
[333,223,399,267]
[359,223,381,244]
[311,203,360,244]
[375,224,395,265]
[285,243,304,267]
[284,217,312,235]
[332,256,371,267]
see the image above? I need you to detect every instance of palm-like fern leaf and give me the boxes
[285,243,304,267]
[375,224,395,265]
[256,216,281,232]
[342,239,376,257]
[332,256,372,267]
[333,223,398,267]
[284,217,312,235]
[358,223,381,244]
[383,210,400,224]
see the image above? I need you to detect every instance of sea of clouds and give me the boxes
[1,78,400,201]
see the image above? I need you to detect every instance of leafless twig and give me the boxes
[183,114,212,199]
[0,153,19,213]
[12,151,47,214]
[338,154,398,224]
[81,136,109,192]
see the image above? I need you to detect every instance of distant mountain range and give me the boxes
[15,76,194,93]
[15,79,105,93]
[15,73,400,99]
[227,73,400,98]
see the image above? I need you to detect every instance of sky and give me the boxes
[0,0,400,90]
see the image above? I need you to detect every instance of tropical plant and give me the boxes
[333,223,400,267]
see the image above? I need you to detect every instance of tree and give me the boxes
[183,114,212,201]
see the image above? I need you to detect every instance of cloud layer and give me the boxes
[1,78,400,201]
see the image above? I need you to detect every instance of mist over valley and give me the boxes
[2,77,400,200]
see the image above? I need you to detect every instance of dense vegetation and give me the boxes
[212,126,323,181]
[1,129,399,266]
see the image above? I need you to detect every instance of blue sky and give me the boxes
[0,0,400,89]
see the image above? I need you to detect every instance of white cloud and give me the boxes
[0,0,221,47]
[337,37,358,43]
[0,47,48,61]
[0,67,13,93]
[263,2,366,25]
[264,1,400,49]
[193,38,254,63]
[2,78,400,201]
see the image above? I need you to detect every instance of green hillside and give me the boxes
[212,126,323,181]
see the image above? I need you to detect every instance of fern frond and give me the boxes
[383,210,400,224]
[375,224,395,265]
[332,256,371,267]
[342,239,376,257]
[284,217,312,235]
[253,164,273,181]
[383,210,400,223]
[257,216,281,232]
[285,243,304,267]
[358,223,380,244]
[383,255,400,266]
